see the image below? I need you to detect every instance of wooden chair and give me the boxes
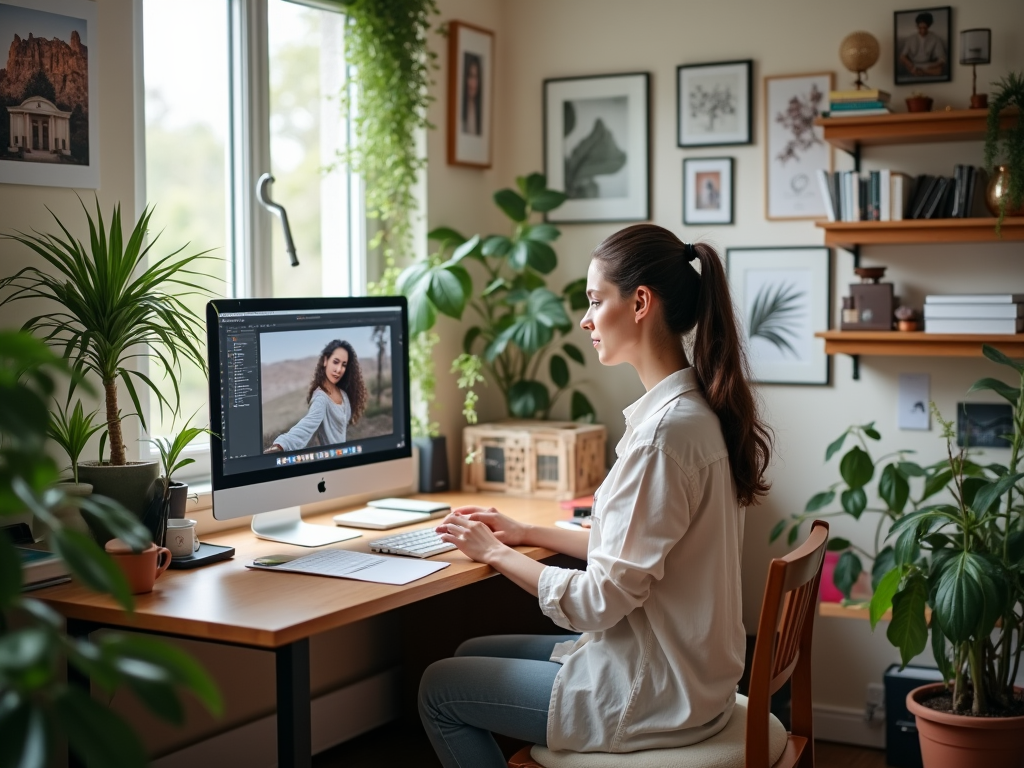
[509,519,829,768]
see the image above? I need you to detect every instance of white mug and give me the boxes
[166,518,200,558]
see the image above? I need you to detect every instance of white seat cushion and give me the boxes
[530,694,787,768]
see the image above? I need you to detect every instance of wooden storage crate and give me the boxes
[462,421,606,500]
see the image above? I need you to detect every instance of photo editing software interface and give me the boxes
[216,306,407,477]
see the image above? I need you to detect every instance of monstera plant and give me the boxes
[398,173,594,422]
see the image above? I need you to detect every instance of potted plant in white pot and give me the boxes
[0,198,213,531]
[870,345,1024,766]
[141,419,212,547]
[43,399,105,539]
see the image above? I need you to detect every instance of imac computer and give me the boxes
[206,296,413,546]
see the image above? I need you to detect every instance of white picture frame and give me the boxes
[683,157,733,226]
[447,20,493,168]
[0,0,99,188]
[726,246,831,386]
[764,72,833,220]
[543,72,649,224]
[677,60,752,147]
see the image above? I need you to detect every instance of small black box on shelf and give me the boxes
[884,664,945,768]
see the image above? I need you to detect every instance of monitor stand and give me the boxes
[251,507,361,547]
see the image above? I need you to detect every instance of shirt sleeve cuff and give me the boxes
[538,565,578,630]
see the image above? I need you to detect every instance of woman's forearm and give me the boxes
[488,546,546,597]
[523,524,590,561]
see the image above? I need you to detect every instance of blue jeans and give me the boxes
[418,634,580,768]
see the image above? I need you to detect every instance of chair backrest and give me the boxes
[745,520,829,768]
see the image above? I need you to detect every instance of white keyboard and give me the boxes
[369,529,456,558]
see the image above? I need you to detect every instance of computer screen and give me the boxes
[206,296,413,545]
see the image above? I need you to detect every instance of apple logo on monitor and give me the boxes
[317,478,326,493]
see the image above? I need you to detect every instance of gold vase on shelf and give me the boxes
[985,165,1024,217]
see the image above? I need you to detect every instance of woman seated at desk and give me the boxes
[419,224,774,767]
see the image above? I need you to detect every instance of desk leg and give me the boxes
[276,639,312,768]
[66,619,94,768]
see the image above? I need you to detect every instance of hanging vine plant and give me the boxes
[339,0,440,435]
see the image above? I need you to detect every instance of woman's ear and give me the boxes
[634,286,654,323]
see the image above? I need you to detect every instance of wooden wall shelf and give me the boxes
[816,217,1024,248]
[816,331,1024,358]
[815,108,1018,153]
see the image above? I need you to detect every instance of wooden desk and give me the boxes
[36,492,567,768]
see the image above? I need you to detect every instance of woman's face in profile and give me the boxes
[323,347,349,385]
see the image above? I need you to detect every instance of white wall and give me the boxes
[486,0,1023,713]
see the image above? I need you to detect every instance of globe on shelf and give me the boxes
[839,31,880,90]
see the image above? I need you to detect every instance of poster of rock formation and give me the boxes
[0,0,97,188]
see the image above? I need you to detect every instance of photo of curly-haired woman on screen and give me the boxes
[264,340,367,452]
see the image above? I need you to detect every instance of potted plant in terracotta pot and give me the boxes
[0,198,214,533]
[983,71,1024,232]
[44,399,105,540]
[870,345,1024,766]
[906,91,934,112]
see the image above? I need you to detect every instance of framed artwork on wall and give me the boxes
[683,157,733,225]
[894,6,952,85]
[447,20,493,168]
[543,72,649,223]
[726,246,831,386]
[0,0,99,188]
[677,60,752,147]
[764,71,833,220]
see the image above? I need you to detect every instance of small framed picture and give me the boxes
[957,402,1012,448]
[894,7,952,85]
[764,72,833,220]
[726,247,832,386]
[677,60,752,147]
[683,157,733,225]
[543,72,650,223]
[447,20,493,168]
[0,0,99,189]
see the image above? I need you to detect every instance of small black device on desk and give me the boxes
[168,543,235,569]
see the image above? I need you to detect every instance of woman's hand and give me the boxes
[436,514,507,565]
[264,444,283,453]
[448,506,529,547]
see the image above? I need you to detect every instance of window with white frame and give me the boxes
[140,0,364,478]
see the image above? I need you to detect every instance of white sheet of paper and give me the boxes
[248,555,449,585]
[898,373,930,430]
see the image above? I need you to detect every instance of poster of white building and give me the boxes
[0,0,98,188]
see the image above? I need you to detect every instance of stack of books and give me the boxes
[17,546,71,591]
[924,294,1024,335]
[818,169,913,222]
[906,166,986,220]
[826,88,892,117]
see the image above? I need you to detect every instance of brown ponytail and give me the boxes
[592,224,773,506]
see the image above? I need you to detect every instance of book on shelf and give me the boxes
[824,108,891,117]
[924,317,1024,335]
[829,100,889,111]
[891,172,913,221]
[17,546,71,591]
[926,294,1024,304]
[909,175,938,219]
[924,303,1024,319]
[817,169,837,221]
[828,88,891,102]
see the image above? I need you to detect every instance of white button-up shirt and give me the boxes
[538,368,745,753]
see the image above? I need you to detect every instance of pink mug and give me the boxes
[104,539,172,594]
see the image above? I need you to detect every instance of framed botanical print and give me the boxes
[447,20,494,168]
[726,246,832,385]
[683,157,733,225]
[677,60,753,147]
[764,72,833,220]
[543,72,650,223]
[894,6,952,85]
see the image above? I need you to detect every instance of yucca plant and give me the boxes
[47,399,104,485]
[0,197,215,465]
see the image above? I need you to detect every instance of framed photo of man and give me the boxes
[894,7,951,84]
[447,20,493,168]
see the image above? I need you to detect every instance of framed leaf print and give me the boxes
[543,72,650,223]
[726,247,831,385]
